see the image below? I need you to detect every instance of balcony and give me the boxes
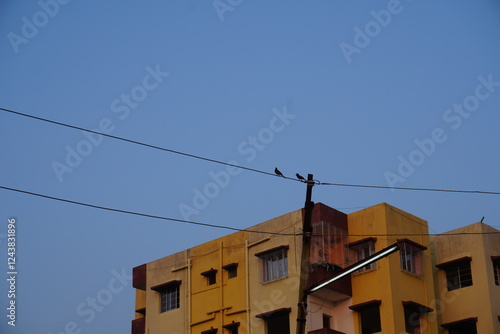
[308,262,352,302]
[131,317,145,334]
[133,264,147,290]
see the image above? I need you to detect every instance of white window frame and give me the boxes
[257,246,289,283]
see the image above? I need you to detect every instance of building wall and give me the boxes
[146,250,189,334]
[348,203,438,334]
[132,203,496,334]
[190,231,248,333]
[247,209,303,333]
[307,295,354,334]
[432,222,500,333]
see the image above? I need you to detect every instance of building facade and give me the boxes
[431,222,500,333]
[131,203,499,334]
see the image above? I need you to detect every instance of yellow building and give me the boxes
[131,203,496,334]
[307,203,438,334]
[431,222,500,334]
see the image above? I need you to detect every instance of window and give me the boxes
[349,238,376,272]
[492,256,500,286]
[267,313,290,334]
[256,308,291,334]
[160,286,179,312]
[201,268,217,286]
[398,239,426,276]
[446,262,473,291]
[151,280,181,313]
[404,306,421,334]
[223,322,240,334]
[322,314,331,329]
[255,246,288,283]
[402,301,433,334]
[404,307,420,334]
[350,300,382,334]
[448,323,477,334]
[223,263,238,279]
[442,317,477,334]
[436,257,473,291]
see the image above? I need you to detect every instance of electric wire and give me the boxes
[0,184,300,236]
[2,107,500,195]
[317,181,500,195]
[0,107,300,183]
[1,184,499,237]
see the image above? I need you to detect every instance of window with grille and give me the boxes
[349,238,376,272]
[398,239,426,276]
[446,261,473,291]
[151,280,181,313]
[436,257,473,291]
[256,246,288,283]
[160,285,180,312]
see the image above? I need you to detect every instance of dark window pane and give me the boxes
[322,314,331,329]
[267,314,290,334]
[404,307,420,334]
[227,266,237,279]
[359,306,381,333]
[207,272,216,285]
[449,322,477,334]
[446,261,473,291]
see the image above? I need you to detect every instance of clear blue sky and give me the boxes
[1,1,500,333]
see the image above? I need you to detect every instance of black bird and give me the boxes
[274,167,284,177]
[296,173,305,181]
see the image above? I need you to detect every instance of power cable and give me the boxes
[0,107,300,183]
[1,184,499,237]
[318,181,500,195]
[0,184,300,236]
[2,107,500,195]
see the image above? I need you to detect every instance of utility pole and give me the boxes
[296,174,314,334]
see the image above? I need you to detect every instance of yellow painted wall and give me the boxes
[247,209,303,334]
[348,203,438,334]
[135,289,146,319]
[432,222,500,333]
[190,231,247,333]
[146,250,189,334]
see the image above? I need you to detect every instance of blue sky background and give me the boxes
[1,1,500,333]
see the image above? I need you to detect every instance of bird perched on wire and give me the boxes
[274,167,285,177]
[296,173,306,181]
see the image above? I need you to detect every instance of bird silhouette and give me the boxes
[296,173,305,181]
[274,167,284,177]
